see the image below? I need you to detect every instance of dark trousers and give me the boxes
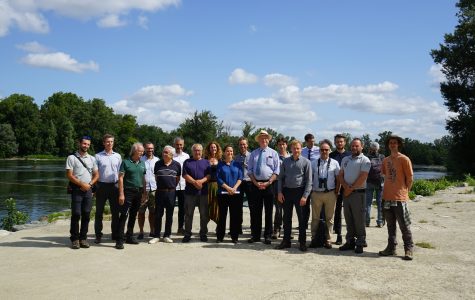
[70,188,93,241]
[249,183,274,240]
[282,187,307,243]
[155,190,176,238]
[273,180,283,231]
[383,201,414,251]
[176,190,185,230]
[216,194,242,241]
[94,182,119,239]
[117,188,142,242]
[343,191,366,246]
[334,191,344,235]
[239,181,252,231]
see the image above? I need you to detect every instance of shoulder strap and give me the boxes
[74,153,93,175]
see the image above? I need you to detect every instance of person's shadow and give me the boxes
[0,236,69,248]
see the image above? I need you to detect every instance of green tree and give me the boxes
[41,120,58,154]
[115,114,138,155]
[431,0,475,174]
[0,94,41,155]
[174,110,221,148]
[135,124,171,152]
[0,124,18,158]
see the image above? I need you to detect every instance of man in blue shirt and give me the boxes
[247,130,280,245]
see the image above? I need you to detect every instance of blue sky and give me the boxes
[0,0,458,142]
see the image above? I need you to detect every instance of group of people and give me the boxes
[65,130,414,260]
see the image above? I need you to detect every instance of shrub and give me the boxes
[1,198,29,231]
[411,180,435,196]
[464,174,475,186]
[409,191,416,200]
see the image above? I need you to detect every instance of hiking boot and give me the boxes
[79,240,90,248]
[71,240,80,250]
[335,235,342,245]
[379,246,397,256]
[403,250,413,261]
[339,243,355,251]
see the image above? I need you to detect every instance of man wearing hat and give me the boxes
[379,134,414,260]
[247,130,280,244]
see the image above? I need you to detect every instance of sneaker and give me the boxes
[182,236,191,243]
[379,246,397,256]
[148,238,160,244]
[177,228,185,236]
[137,233,144,240]
[403,250,413,261]
[355,245,364,254]
[125,237,139,245]
[163,237,173,243]
[200,235,208,242]
[79,240,90,248]
[335,235,342,245]
[115,242,124,250]
[339,243,355,251]
[71,240,80,250]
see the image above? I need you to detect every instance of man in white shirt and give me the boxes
[173,137,190,235]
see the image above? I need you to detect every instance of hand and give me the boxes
[257,182,267,190]
[343,187,353,198]
[79,182,90,192]
[278,193,284,203]
[193,180,203,190]
[299,197,307,207]
[118,194,125,206]
[141,192,148,204]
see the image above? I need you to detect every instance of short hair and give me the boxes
[129,142,144,157]
[162,145,175,158]
[204,141,223,159]
[304,133,314,142]
[351,137,363,146]
[334,134,346,142]
[238,136,248,144]
[276,137,288,144]
[174,137,184,144]
[79,135,91,143]
[319,139,333,149]
[289,139,302,148]
[191,143,203,151]
[370,141,380,150]
[144,142,154,148]
[102,133,114,142]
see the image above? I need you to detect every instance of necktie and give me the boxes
[308,148,311,160]
[255,149,264,176]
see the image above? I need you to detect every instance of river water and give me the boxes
[0,160,448,222]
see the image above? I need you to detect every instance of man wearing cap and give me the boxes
[338,138,371,254]
[247,130,280,245]
[66,136,99,249]
[378,135,414,260]
[365,142,385,228]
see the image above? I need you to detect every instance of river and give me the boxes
[0,160,448,222]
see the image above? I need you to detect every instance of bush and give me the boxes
[1,198,29,231]
[465,174,475,187]
[433,178,452,191]
[409,191,416,200]
[411,180,435,196]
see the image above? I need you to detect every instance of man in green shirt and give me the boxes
[116,142,146,249]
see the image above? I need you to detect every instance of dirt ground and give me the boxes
[1,186,474,299]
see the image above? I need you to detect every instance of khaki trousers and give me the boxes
[310,191,337,242]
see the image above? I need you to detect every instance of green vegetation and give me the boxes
[0,198,29,231]
[465,174,475,187]
[24,154,63,160]
[47,211,71,223]
[419,219,428,223]
[411,177,461,196]
[416,242,436,249]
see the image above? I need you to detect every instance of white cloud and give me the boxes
[331,120,365,131]
[21,52,99,73]
[16,41,49,53]
[429,64,445,87]
[0,0,180,36]
[228,68,258,85]
[112,84,194,131]
[263,73,297,87]
[97,14,126,28]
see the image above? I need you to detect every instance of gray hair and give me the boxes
[192,143,203,151]
[370,142,380,150]
[129,142,144,157]
[174,137,184,144]
[162,145,175,158]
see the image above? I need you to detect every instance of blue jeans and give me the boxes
[365,183,383,226]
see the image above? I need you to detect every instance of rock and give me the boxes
[12,221,49,232]
[413,195,424,202]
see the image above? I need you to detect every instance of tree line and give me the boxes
[0,92,450,167]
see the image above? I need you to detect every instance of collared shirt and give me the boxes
[154,160,181,190]
[140,155,160,191]
[340,153,371,189]
[301,146,320,163]
[248,147,280,181]
[119,158,146,189]
[95,150,122,183]
[329,149,351,165]
[182,158,210,195]
[312,157,340,191]
[278,155,312,198]
[234,151,251,181]
[173,151,190,191]
[216,160,243,194]
[65,151,98,183]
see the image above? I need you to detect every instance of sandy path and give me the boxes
[1,186,474,299]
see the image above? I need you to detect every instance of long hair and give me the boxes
[204,141,223,160]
